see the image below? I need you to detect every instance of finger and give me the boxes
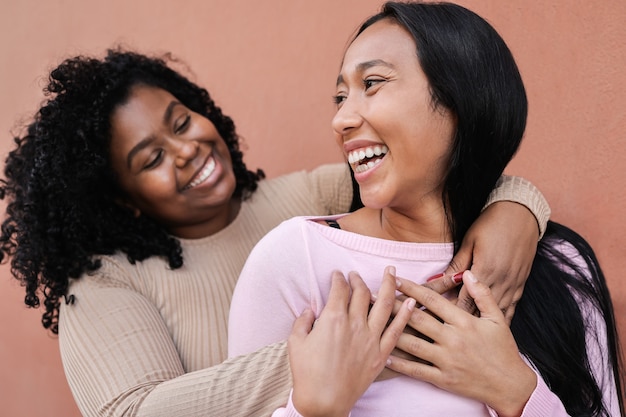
[368,266,399,334]
[402,304,447,347]
[396,277,459,324]
[289,308,315,341]
[462,271,505,323]
[422,271,464,295]
[445,293,459,306]
[455,284,478,316]
[390,299,441,330]
[346,271,372,317]
[386,353,442,386]
[503,302,516,325]
[379,297,416,355]
[325,270,350,312]
[393,331,438,364]
[443,241,473,277]
[502,288,523,325]
[468,263,514,311]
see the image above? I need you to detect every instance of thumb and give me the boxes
[462,271,504,322]
[444,243,473,276]
[290,308,316,340]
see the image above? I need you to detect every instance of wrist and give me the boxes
[292,389,351,417]
[483,175,550,240]
[488,363,536,417]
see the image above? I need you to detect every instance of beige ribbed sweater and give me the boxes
[58,163,549,417]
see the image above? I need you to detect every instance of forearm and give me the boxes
[137,342,292,417]
[64,312,292,417]
[60,272,293,417]
[486,364,570,417]
[488,362,569,417]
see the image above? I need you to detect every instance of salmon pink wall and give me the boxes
[1,1,624,415]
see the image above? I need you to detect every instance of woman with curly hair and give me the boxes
[0,48,549,416]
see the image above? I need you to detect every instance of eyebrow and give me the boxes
[163,100,182,125]
[336,59,395,86]
[126,136,155,169]
[126,100,182,169]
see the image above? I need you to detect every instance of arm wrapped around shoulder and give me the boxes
[483,175,551,239]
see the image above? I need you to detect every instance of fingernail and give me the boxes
[386,357,392,366]
[406,298,416,311]
[371,292,378,301]
[426,272,445,282]
[396,278,402,288]
[386,265,396,277]
[466,270,478,283]
[452,271,464,284]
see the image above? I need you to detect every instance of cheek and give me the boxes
[334,132,344,150]
[143,170,177,193]
[129,171,178,206]
[215,138,234,164]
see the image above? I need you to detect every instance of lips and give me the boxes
[183,156,216,190]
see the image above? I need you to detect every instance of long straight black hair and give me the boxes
[350,2,624,415]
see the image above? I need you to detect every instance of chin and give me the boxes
[359,194,388,210]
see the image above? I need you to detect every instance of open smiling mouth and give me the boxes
[184,157,216,190]
[348,145,389,173]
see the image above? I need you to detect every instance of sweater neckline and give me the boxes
[176,197,250,246]
[304,215,455,261]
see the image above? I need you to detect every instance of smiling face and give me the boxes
[333,19,455,214]
[109,84,237,238]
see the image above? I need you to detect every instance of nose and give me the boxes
[172,138,199,168]
[331,97,363,137]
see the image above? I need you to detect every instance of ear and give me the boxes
[115,198,141,218]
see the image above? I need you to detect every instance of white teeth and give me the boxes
[185,158,216,190]
[354,158,383,173]
[347,145,388,168]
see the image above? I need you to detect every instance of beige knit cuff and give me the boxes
[483,175,551,240]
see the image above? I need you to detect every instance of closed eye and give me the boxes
[143,149,163,170]
[174,114,191,134]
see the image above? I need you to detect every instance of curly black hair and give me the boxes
[0,48,265,334]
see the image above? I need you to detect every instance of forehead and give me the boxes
[111,86,176,136]
[114,85,176,122]
[341,19,418,73]
[109,86,175,155]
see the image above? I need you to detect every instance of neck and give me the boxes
[381,206,452,242]
[342,204,452,243]
[169,197,242,239]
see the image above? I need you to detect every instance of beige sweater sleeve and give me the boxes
[307,163,354,214]
[60,258,293,417]
[136,342,291,417]
[484,175,551,239]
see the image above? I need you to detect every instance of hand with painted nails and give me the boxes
[389,271,537,417]
[421,270,465,301]
[288,267,416,417]
[374,269,465,382]
[443,201,539,323]
[228,2,621,414]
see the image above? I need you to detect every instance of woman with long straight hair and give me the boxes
[229,2,624,415]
